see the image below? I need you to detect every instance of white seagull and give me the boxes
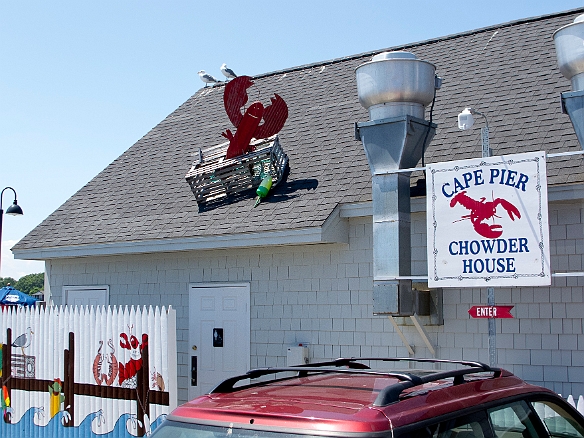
[12,326,34,356]
[198,70,220,87]
[220,63,237,80]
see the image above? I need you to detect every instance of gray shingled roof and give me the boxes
[14,8,584,253]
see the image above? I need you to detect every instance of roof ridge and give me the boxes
[251,7,584,81]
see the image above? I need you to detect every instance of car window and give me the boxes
[396,411,492,437]
[487,401,539,438]
[531,401,584,438]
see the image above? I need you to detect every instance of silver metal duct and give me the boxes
[554,14,584,148]
[355,52,438,315]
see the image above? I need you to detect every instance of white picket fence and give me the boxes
[564,394,584,415]
[485,393,584,434]
[0,305,177,438]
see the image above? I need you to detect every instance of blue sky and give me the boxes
[1,1,582,279]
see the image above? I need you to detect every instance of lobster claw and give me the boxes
[221,129,234,142]
[119,333,131,350]
[223,76,254,127]
[254,94,289,139]
[498,198,521,221]
[473,222,503,239]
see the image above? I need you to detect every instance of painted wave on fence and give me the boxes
[0,408,166,438]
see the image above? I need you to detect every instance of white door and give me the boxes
[63,285,109,306]
[188,283,250,399]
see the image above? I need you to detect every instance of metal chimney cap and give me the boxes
[553,14,584,37]
[356,51,437,120]
[554,14,584,91]
[371,51,418,62]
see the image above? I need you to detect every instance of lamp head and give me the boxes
[458,108,475,130]
[6,200,23,216]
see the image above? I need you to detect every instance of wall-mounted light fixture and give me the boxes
[458,107,491,158]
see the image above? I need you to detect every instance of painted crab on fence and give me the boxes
[221,75,288,159]
[450,191,521,239]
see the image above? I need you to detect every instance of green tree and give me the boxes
[14,273,44,295]
[0,277,17,288]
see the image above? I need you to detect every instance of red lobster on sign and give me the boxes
[222,75,288,159]
[450,191,521,239]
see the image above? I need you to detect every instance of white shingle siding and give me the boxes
[47,199,584,402]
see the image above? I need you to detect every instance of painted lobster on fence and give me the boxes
[222,76,288,159]
[118,331,148,389]
[450,191,521,239]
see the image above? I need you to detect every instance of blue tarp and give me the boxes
[0,286,37,306]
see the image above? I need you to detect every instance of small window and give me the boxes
[531,401,584,438]
[487,401,539,438]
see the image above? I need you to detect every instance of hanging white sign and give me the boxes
[426,151,550,288]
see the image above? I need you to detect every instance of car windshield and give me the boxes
[150,421,321,438]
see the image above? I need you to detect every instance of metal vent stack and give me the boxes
[554,14,584,148]
[355,51,439,315]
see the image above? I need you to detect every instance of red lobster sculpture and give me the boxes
[222,76,288,159]
[450,191,521,239]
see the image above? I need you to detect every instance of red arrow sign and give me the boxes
[468,305,514,319]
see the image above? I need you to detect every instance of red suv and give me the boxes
[152,358,584,437]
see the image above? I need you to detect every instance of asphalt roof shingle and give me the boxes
[14,8,584,252]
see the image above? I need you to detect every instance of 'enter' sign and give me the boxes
[468,305,514,319]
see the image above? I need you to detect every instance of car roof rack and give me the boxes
[209,357,502,405]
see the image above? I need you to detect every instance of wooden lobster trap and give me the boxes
[185,135,288,205]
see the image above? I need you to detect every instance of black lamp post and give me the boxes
[0,187,24,276]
